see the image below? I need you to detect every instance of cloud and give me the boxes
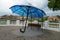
[27,0,48,9]
[43,6,60,16]
[0,0,15,15]
[0,0,60,16]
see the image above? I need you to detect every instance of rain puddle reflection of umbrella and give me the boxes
[10,5,46,33]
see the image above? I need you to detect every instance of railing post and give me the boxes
[59,21,60,31]
[24,20,28,27]
[44,20,49,29]
[7,20,10,25]
[16,20,20,25]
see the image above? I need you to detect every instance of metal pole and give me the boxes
[41,17,44,32]
[24,6,30,33]
[20,6,30,33]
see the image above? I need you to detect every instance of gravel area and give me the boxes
[0,26,60,40]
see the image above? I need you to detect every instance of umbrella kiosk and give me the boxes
[10,5,46,33]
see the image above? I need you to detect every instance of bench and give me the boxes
[28,23,41,27]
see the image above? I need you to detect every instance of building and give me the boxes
[48,16,60,21]
[0,15,41,30]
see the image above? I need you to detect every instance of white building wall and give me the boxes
[0,20,28,27]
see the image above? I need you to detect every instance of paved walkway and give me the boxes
[11,29,44,37]
[0,26,60,40]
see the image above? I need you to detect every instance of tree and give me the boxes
[56,15,60,18]
[48,0,60,10]
[2,15,8,17]
[8,15,13,19]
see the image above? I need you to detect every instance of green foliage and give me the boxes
[38,16,48,22]
[56,15,60,18]
[28,16,48,22]
[0,20,6,24]
[28,18,35,22]
[48,0,60,10]
[2,15,8,17]
[8,15,13,19]
[49,20,59,23]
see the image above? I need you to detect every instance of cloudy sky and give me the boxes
[0,0,60,16]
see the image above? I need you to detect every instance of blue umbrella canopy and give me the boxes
[10,5,46,18]
[10,5,46,33]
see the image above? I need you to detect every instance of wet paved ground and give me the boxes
[0,26,60,40]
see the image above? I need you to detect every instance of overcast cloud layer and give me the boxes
[0,0,60,16]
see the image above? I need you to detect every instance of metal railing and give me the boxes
[42,21,60,32]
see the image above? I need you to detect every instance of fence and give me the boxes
[42,20,60,32]
[0,20,60,32]
[0,20,28,27]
